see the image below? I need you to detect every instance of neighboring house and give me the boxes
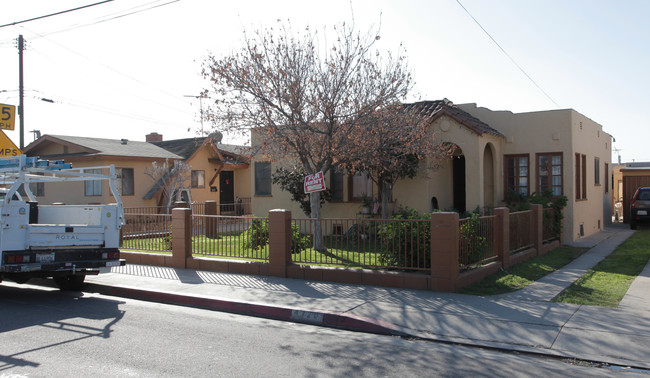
[149,132,251,211]
[250,99,613,242]
[22,133,252,212]
[23,134,183,207]
[612,162,650,223]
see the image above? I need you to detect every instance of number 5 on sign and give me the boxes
[0,104,16,130]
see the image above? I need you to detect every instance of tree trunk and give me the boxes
[381,181,392,219]
[309,191,326,251]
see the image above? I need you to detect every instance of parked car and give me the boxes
[630,187,650,230]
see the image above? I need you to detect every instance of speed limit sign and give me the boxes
[0,104,16,130]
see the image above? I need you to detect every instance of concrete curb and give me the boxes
[83,281,650,372]
[84,282,408,337]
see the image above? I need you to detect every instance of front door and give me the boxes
[220,171,235,212]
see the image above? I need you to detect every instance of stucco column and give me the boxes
[268,209,291,277]
[531,204,543,256]
[493,207,510,269]
[430,212,459,292]
[171,207,192,268]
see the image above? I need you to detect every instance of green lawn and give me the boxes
[458,245,588,296]
[122,234,409,269]
[553,229,650,307]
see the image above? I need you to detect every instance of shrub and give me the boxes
[241,218,269,250]
[459,212,488,266]
[377,207,431,269]
[241,218,311,254]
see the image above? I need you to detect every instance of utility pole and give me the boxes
[18,34,25,149]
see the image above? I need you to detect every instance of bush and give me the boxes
[459,212,487,266]
[241,218,311,254]
[506,188,567,238]
[377,207,431,268]
[290,224,312,254]
[241,218,269,250]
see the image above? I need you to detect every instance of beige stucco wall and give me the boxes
[35,158,162,208]
[393,116,503,213]
[458,104,613,242]
[184,146,251,205]
[251,115,504,218]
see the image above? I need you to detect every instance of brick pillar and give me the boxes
[171,207,192,268]
[430,212,459,292]
[268,209,291,277]
[531,204,543,256]
[205,200,218,239]
[494,207,511,269]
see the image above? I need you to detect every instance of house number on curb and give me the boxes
[291,310,324,324]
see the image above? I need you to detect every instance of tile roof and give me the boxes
[24,135,183,159]
[404,99,505,138]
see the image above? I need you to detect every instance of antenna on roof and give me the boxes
[184,94,206,135]
[613,147,622,164]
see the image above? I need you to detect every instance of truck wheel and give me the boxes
[54,275,85,291]
[631,221,637,230]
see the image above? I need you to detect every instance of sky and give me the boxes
[1,0,648,163]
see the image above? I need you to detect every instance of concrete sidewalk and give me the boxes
[52,224,650,370]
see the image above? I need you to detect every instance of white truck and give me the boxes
[0,155,125,290]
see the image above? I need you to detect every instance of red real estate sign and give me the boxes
[304,171,326,194]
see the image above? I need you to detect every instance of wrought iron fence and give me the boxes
[190,214,268,261]
[458,215,496,268]
[120,213,172,252]
[509,210,533,253]
[291,217,431,271]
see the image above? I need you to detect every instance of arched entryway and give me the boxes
[451,146,466,213]
[483,143,495,210]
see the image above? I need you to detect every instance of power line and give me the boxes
[25,29,192,113]
[455,0,559,108]
[0,1,114,29]
[18,0,180,38]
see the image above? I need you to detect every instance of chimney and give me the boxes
[146,132,163,142]
[121,139,128,145]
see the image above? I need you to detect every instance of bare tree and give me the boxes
[203,21,417,250]
[348,102,454,218]
[144,159,192,213]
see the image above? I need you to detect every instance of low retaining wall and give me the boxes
[120,205,560,292]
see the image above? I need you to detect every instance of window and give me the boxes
[504,154,529,196]
[29,172,45,197]
[117,168,134,196]
[254,162,271,196]
[84,168,102,196]
[349,172,372,201]
[537,153,562,196]
[575,153,586,200]
[605,163,609,193]
[191,170,205,188]
[330,170,344,201]
[594,157,600,185]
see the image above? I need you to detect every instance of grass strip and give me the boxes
[553,230,650,307]
[458,245,588,296]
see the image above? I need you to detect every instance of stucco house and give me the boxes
[22,133,251,213]
[250,99,613,242]
[148,132,251,212]
[22,134,184,208]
